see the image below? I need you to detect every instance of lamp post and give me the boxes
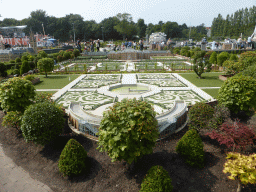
[72,23,75,47]
[101,27,104,42]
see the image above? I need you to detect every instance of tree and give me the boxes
[137,18,147,38]
[217,52,230,66]
[21,102,65,145]
[58,138,87,177]
[206,120,256,152]
[223,152,256,192]
[20,60,31,75]
[218,75,256,114]
[0,77,36,112]
[37,58,54,78]
[114,13,137,40]
[96,98,159,167]
[192,51,211,78]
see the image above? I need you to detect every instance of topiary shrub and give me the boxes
[97,98,159,166]
[58,138,87,177]
[188,102,214,131]
[63,52,71,60]
[176,129,205,168]
[73,49,80,58]
[229,54,238,62]
[0,77,35,112]
[218,75,256,114]
[20,60,31,75]
[241,65,256,79]
[15,57,21,63]
[140,165,173,192]
[21,102,65,145]
[217,52,230,66]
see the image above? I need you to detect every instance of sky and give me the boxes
[0,0,255,27]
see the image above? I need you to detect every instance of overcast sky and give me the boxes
[0,0,254,27]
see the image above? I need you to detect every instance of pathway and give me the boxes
[0,143,53,192]
[121,74,137,84]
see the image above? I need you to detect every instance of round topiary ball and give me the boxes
[58,138,87,177]
[21,102,65,145]
[188,102,214,131]
[175,129,205,168]
[140,165,173,192]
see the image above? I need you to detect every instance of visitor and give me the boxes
[124,40,128,48]
[133,41,137,49]
[237,37,242,49]
[140,39,144,51]
[96,39,100,52]
[248,36,252,48]
[91,41,94,52]
[77,38,81,53]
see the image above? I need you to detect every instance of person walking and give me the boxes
[96,39,100,52]
[248,36,252,48]
[91,41,94,52]
[140,39,144,51]
[133,41,137,50]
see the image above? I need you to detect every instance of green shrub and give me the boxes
[58,138,87,177]
[0,62,7,77]
[23,74,36,81]
[37,50,48,58]
[218,75,256,114]
[188,102,214,131]
[20,60,31,74]
[207,104,230,130]
[34,92,54,104]
[63,52,71,60]
[73,49,80,57]
[97,98,159,165]
[217,52,230,66]
[140,165,173,192]
[241,65,256,79]
[21,102,65,145]
[209,51,217,64]
[223,60,242,75]
[21,55,28,62]
[229,54,238,62]
[2,111,22,132]
[9,60,15,63]
[0,77,35,112]
[176,129,205,168]
[15,58,21,63]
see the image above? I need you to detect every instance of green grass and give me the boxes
[202,89,220,99]
[34,75,81,89]
[179,72,225,87]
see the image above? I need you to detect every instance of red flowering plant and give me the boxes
[205,119,256,152]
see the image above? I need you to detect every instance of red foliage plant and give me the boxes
[205,120,256,151]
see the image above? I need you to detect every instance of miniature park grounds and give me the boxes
[1,47,256,192]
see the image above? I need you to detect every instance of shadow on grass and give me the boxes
[42,75,68,79]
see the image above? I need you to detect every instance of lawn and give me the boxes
[201,88,220,99]
[34,75,81,89]
[179,72,225,87]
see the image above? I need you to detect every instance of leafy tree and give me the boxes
[58,138,87,177]
[37,50,48,59]
[0,77,36,112]
[223,152,256,192]
[137,18,147,38]
[20,60,31,75]
[140,165,173,192]
[37,58,54,77]
[206,120,256,152]
[229,54,238,62]
[241,65,256,79]
[192,51,211,78]
[218,75,256,114]
[96,98,159,166]
[21,102,65,145]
